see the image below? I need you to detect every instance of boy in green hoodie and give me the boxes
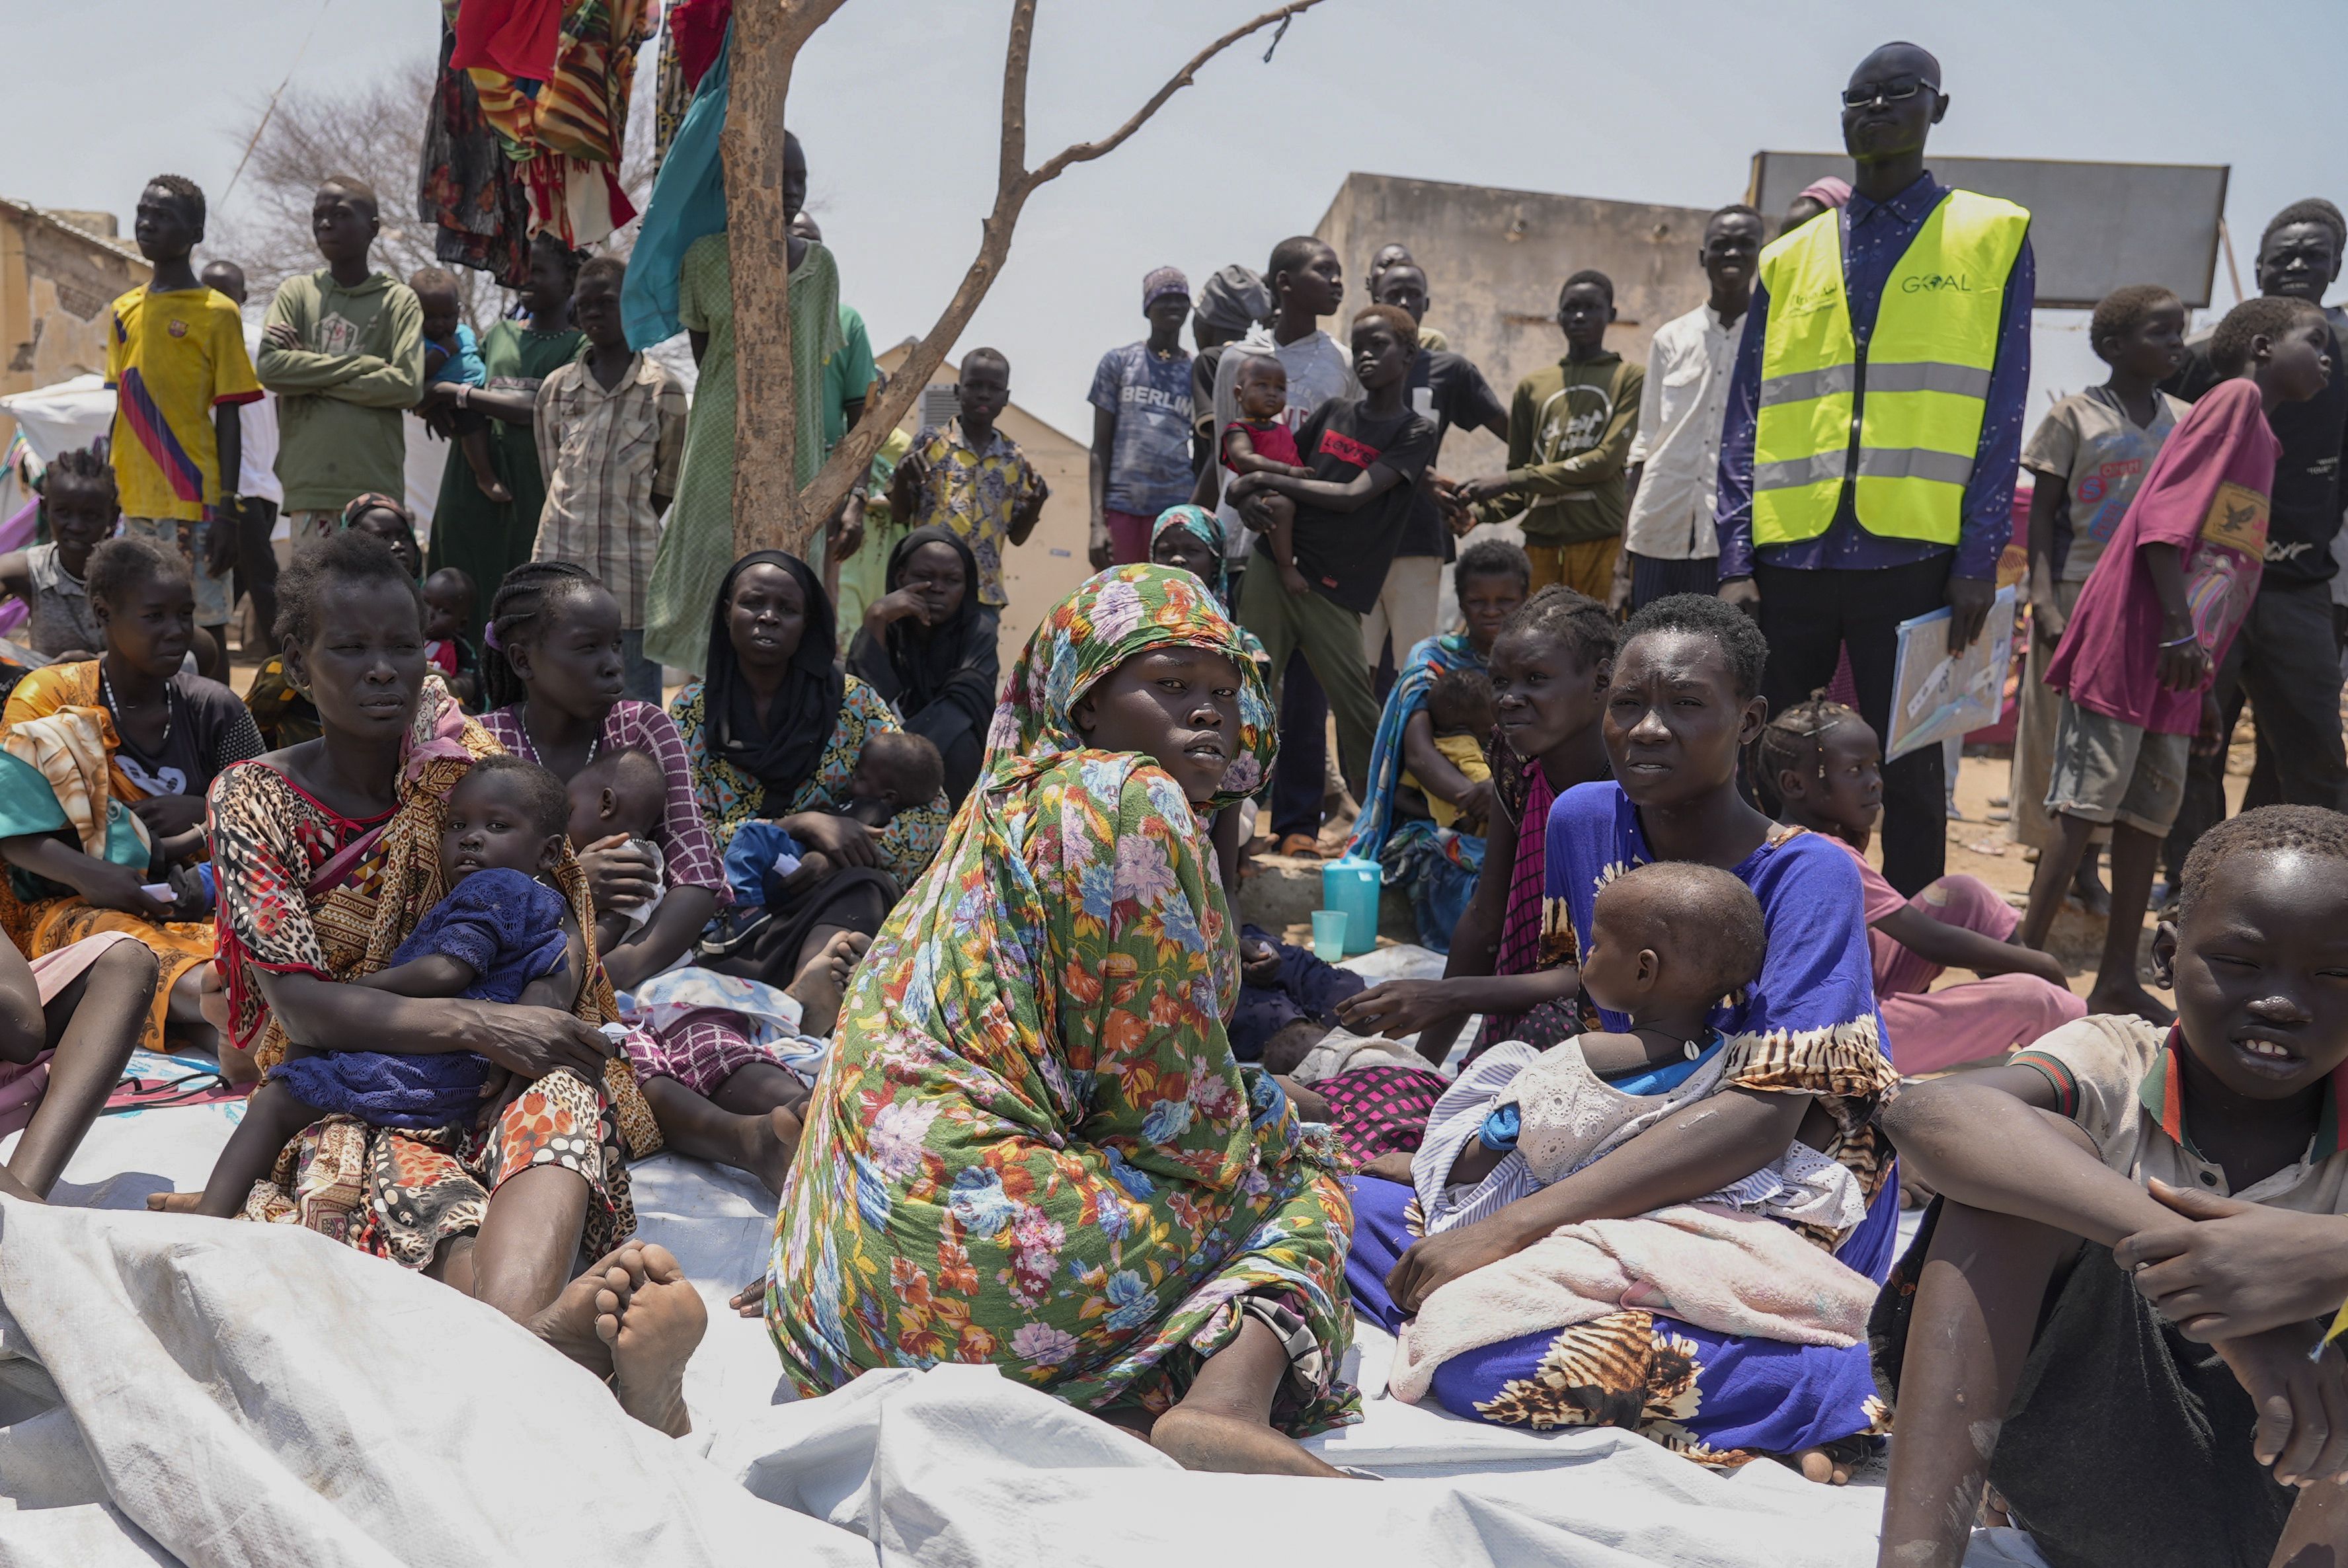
[256,177,424,541]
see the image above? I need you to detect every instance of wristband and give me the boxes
[455,384,472,411]
[2156,633,2201,650]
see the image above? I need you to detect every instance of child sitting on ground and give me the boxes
[171,756,580,1218]
[412,267,510,504]
[1407,668,1495,831]
[1764,693,2083,1076]
[720,731,943,912]
[1388,861,1865,1242]
[1222,354,1315,595]
[1875,805,2348,1568]
[2019,292,2335,1024]
[422,567,481,707]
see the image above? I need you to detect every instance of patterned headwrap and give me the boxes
[1142,266,1190,309]
[337,492,412,531]
[984,564,1274,810]
[1148,504,1229,607]
[338,492,422,578]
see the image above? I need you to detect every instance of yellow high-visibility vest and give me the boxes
[1752,189,2030,546]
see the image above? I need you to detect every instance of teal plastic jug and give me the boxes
[1321,856,1381,957]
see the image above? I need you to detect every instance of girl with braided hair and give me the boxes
[477,561,850,1195]
[1765,693,2083,1075]
[475,561,723,994]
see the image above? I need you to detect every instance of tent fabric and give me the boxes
[0,961,2020,1568]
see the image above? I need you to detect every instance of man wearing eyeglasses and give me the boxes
[1715,41,2035,896]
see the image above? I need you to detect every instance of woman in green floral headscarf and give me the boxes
[754,565,1359,1475]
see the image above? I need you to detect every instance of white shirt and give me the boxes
[1621,300,1741,561]
[1208,327,1362,559]
[237,321,284,508]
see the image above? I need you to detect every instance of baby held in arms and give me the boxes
[1412,860,1867,1238]
[165,757,587,1218]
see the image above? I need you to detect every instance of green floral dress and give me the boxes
[765,565,1359,1433]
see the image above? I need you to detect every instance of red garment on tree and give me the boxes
[450,0,567,83]
[668,0,731,90]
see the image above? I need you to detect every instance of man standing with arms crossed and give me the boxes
[1716,41,2034,894]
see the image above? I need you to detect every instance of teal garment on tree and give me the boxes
[622,23,730,349]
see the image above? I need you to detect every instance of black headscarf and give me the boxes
[847,526,998,721]
[703,550,845,814]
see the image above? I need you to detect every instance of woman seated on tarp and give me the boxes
[672,551,949,988]
[243,494,426,748]
[0,536,264,1064]
[192,529,706,1431]
[746,565,1358,1477]
[1344,539,1530,951]
[843,526,998,809]
[1340,595,1902,1483]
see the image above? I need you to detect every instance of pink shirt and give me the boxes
[2044,379,2280,735]
[1222,418,1302,473]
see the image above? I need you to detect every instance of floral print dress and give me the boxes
[765,565,1359,1434]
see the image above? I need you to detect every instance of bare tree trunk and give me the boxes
[727,0,1325,563]
[723,0,847,557]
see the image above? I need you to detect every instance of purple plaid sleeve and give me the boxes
[606,700,730,903]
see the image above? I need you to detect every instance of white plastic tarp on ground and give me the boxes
[0,955,2033,1567]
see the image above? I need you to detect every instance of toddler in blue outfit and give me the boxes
[413,266,510,504]
[184,755,584,1218]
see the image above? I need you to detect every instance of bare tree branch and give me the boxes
[770,0,1329,555]
[997,1,1037,201]
[1027,0,1325,184]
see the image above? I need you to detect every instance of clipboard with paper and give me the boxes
[1883,585,2018,762]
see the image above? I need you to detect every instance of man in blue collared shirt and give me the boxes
[1715,42,2034,894]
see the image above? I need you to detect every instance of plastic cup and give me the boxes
[1310,909,1349,961]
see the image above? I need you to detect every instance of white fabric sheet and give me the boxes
[0,958,2019,1566]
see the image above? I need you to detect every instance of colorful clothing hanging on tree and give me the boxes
[434,0,652,251]
[420,18,534,288]
[652,0,730,171]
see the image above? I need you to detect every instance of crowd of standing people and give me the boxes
[5,29,2348,1568]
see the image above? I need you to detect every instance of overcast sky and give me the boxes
[9,0,2345,437]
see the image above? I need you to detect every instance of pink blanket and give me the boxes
[1388,1202,1879,1403]
[0,932,138,1138]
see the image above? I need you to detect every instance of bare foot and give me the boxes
[730,1104,802,1196]
[2086,980,2175,1028]
[785,931,871,1037]
[1794,1445,1856,1485]
[609,1242,706,1437]
[1149,1405,1347,1477]
[527,1243,649,1379]
[144,1190,204,1213]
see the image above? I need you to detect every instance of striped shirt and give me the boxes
[531,352,689,626]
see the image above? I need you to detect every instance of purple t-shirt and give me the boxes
[1087,341,1194,515]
